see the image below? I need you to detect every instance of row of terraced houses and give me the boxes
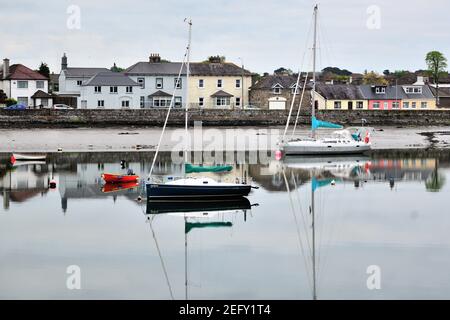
[1,54,449,110]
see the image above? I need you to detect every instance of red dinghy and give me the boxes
[101,173,139,184]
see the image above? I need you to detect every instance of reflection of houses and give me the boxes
[0,163,51,210]
[363,158,436,182]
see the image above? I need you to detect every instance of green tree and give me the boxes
[362,71,388,85]
[426,51,448,106]
[110,63,124,72]
[5,98,17,106]
[425,161,446,192]
[37,62,50,78]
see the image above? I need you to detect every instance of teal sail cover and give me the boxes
[311,116,343,130]
[185,221,232,233]
[312,177,337,192]
[185,163,233,174]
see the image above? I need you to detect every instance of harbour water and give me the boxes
[1,150,450,299]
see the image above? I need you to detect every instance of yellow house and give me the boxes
[399,85,436,110]
[315,84,368,110]
[189,57,252,109]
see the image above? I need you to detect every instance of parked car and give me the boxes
[53,104,73,109]
[4,104,27,110]
[243,104,260,110]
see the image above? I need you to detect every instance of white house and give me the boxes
[79,72,141,109]
[124,54,187,108]
[0,58,51,107]
[58,53,109,107]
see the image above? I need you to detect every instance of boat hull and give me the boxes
[12,153,47,161]
[282,141,371,155]
[146,197,251,214]
[101,173,139,183]
[146,183,251,199]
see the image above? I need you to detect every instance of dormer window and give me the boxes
[272,83,283,94]
[375,87,386,94]
[290,84,300,94]
[404,86,422,94]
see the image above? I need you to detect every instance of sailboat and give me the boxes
[146,19,252,199]
[281,5,372,156]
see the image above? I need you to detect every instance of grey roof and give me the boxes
[125,62,186,75]
[315,84,365,100]
[190,62,252,76]
[251,74,309,90]
[148,90,172,97]
[211,90,234,97]
[83,72,139,86]
[31,90,53,98]
[359,85,434,100]
[49,73,60,83]
[64,67,110,78]
[429,86,450,97]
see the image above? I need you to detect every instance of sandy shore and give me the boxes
[1,126,449,152]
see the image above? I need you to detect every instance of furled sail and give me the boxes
[185,163,233,174]
[311,116,343,130]
[185,221,233,233]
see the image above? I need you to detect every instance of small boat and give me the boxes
[101,173,139,184]
[102,181,139,193]
[11,153,47,162]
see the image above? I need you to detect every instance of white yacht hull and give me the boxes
[282,139,371,155]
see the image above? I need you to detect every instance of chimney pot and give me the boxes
[149,53,161,63]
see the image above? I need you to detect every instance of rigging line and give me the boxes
[291,172,313,258]
[317,10,334,71]
[148,50,188,179]
[281,9,315,142]
[282,167,313,293]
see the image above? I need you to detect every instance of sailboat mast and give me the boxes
[311,185,317,300]
[185,19,192,164]
[311,4,318,139]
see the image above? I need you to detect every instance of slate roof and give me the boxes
[125,62,186,75]
[190,62,252,76]
[83,72,139,86]
[315,84,365,100]
[63,67,110,78]
[359,85,434,100]
[148,90,172,97]
[429,86,450,97]
[211,90,234,97]
[0,64,48,80]
[31,90,52,98]
[251,74,311,90]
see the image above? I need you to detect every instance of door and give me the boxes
[348,101,353,110]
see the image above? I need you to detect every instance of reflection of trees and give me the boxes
[425,161,446,192]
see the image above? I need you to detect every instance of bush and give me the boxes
[5,98,17,106]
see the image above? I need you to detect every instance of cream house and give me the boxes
[188,56,252,109]
[315,83,368,110]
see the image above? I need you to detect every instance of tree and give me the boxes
[37,62,50,78]
[426,51,448,106]
[362,71,388,85]
[110,63,124,72]
[0,89,7,104]
[322,66,352,76]
[425,161,446,192]
[274,67,293,75]
[383,69,390,76]
[5,98,17,106]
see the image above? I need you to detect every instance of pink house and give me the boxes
[360,85,402,110]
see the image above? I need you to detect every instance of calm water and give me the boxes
[1,151,450,299]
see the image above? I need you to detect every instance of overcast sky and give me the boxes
[1,0,449,75]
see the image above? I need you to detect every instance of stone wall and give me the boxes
[1,108,450,128]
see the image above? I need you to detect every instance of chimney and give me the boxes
[61,53,68,70]
[3,58,9,79]
[208,55,223,63]
[149,53,161,63]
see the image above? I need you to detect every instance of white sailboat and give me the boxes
[146,19,252,199]
[281,5,372,156]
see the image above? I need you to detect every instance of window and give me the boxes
[17,81,28,89]
[291,86,299,94]
[421,102,427,109]
[383,102,388,109]
[36,81,45,89]
[373,102,380,109]
[97,100,105,107]
[273,87,281,94]
[217,79,223,88]
[174,96,182,108]
[375,87,386,94]
[235,79,241,88]
[403,102,409,108]
[174,78,182,89]
[140,96,145,108]
[17,97,28,105]
[216,97,230,107]
[126,86,133,93]
[411,102,416,108]
[137,77,145,89]
[392,101,400,109]
[405,86,422,94]
[94,86,101,93]
[156,78,163,89]
[198,79,204,88]
[236,97,241,107]
[110,86,118,93]
[152,98,172,108]
[199,97,204,107]
[334,101,341,109]
[77,80,82,86]
[356,101,364,109]
[121,100,130,108]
